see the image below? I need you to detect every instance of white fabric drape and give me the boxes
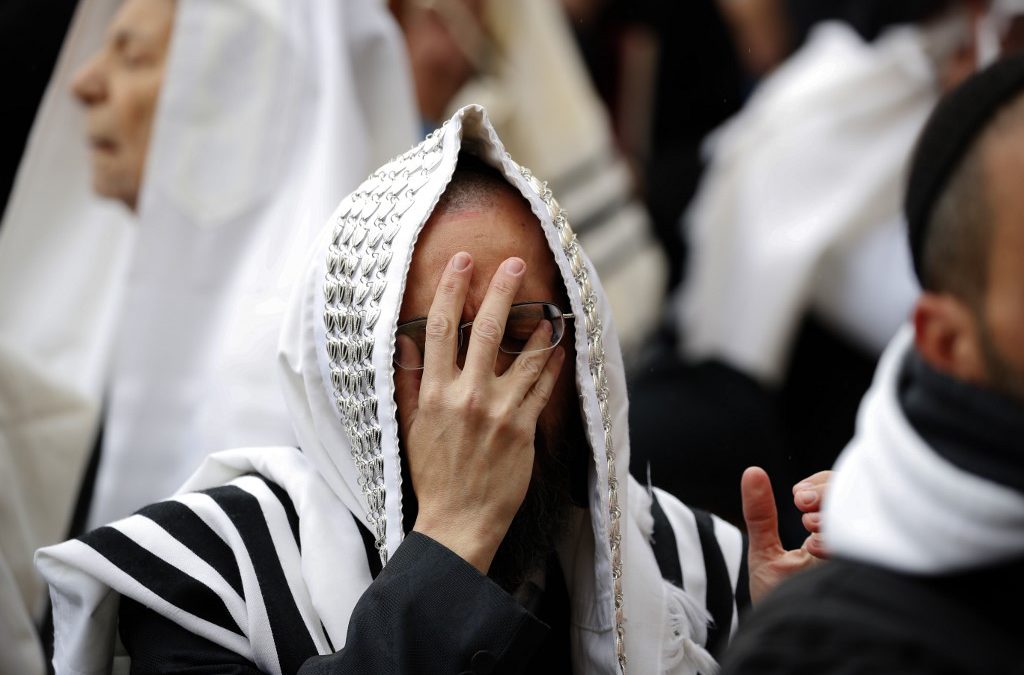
[675,21,932,385]
[0,2,130,672]
[825,327,1024,574]
[87,0,419,527]
[1,1,416,669]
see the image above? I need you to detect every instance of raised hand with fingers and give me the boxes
[792,470,830,558]
[741,466,831,603]
[393,251,566,575]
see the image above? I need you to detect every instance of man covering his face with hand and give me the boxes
[38,106,824,674]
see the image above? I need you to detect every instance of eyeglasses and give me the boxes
[394,301,575,370]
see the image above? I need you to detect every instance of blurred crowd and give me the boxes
[2,0,1024,673]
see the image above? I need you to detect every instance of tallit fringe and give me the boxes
[634,467,655,543]
[662,581,719,675]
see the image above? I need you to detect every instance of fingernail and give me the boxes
[505,258,525,275]
[453,252,471,271]
[797,490,816,506]
[806,513,821,526]
[793,482,811,492]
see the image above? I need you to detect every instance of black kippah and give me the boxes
[905,53,1024,283]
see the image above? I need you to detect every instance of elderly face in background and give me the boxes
[71,0,174,210]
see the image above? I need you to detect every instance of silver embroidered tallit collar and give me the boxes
[316,105,628,671]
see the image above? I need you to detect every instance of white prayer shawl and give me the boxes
[0,2,131,673]
[825,326,1024,574]
[447,0,666,358]
[2,0,414,668]
[674,21,933,385]
[38,106,745,675]
[86,0,419,526]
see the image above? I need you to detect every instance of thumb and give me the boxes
[393,334,423,440]
[741,466,783,557]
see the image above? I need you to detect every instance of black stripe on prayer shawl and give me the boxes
[80,526,244,637]
[547,146,615,198]
[650,491,685,589]
[693,509,733,658]
[735,533,751,618]
[135,500,246,600]
[352,512,382,579]
[571,193,633,237]
[253,474,302,552]
[599,226,653,282]
[321,620,336,653]
[203,485,318,674]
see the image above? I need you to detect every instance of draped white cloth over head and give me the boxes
[2,1,415,670]
[84,0,419,526]
[674,21,937,385]
[0,2,133,673]
[38,105,746,675]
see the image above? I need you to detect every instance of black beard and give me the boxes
[486,429,574,593]
[399,408,587,594]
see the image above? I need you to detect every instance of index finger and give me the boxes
[462,257,525,378]
[422,252,473,381]
[741,466,784,557]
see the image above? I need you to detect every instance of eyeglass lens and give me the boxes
[394,302,567,370]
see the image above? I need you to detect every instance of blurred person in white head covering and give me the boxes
[678,0,992,395]
[393,0,667,360]
[0,0,417,670]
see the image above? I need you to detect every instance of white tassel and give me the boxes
[662,581,719,675]
[632,464,656,543]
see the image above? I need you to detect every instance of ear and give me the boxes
[913,292,987,382]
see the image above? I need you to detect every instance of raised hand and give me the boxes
[741,467,831,603]
[393,252,565,574]
[792,470,830,559]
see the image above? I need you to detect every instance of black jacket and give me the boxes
[721,556,1024,675]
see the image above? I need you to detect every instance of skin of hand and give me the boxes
[394,252,566,575]
[741,466,831,603]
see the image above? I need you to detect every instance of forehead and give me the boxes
[400,187,561,320]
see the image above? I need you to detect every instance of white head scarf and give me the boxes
[674,21,936,384]
[85,0,419,526]
[0,3,132,672]
[279,103,632,666]
[39,105,730,675]
[3,1,416,666]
